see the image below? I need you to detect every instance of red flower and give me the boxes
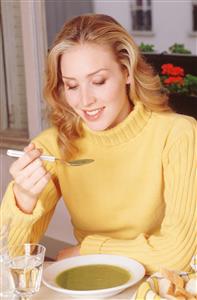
[161,64,184,76]
[171,67,184,76]
[161,64,174,75]
[164,76,184,85]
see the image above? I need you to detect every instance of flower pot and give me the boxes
[169,94,197,119]
[143,53,197,76]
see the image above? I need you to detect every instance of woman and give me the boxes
[1,14,196,274]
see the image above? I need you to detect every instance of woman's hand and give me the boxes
[9,143,51,214]
[56,245,81,261]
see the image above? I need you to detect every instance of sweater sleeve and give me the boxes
[80,118,197,275]
[0,138,62,247]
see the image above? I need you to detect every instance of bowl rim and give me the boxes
[42,254,145,296]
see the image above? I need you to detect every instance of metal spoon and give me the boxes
[7,149,94,166]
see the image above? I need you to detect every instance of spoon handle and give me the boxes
[7,149,56,162]
[7,149,94,166]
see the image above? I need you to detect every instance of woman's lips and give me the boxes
[83,107,105,121]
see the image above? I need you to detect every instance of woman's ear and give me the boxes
[126,74,131,84]
[123,68,131,84]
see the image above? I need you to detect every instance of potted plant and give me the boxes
[160,63,197,118]
[139,43,155,53]
[168,43,192,55]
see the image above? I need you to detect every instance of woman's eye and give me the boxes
[93,80,106,85]
[66,85,78,90]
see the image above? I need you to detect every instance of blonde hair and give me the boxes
[44,14,170,159]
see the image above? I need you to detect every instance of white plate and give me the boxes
[42,254,145,298]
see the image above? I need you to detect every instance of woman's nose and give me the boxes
[79,88,96,107]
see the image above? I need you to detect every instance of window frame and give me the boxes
[192,0,197,33]
[0,0,48,150]
[131,0,153,35]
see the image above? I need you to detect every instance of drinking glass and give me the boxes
[8,244,46,299]
[0,220,14,298]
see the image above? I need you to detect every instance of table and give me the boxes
[31,262,146,299]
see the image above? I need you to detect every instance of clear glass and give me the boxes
[0,220,14,298]
[8,244,46,299]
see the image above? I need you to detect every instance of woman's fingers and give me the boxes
[9,143,51,213]
[18,149,42,169]
[30,172,51,196]
[15,158,43,184]
[25,164,47,186]
[16,171,51,198]
[10,148,42,177]
[12,150,51,195]
[18,166,48,191]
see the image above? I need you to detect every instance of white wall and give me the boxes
[93,0,131,32]
[45,200,77,245]
[93,0,197,54]
[148,1,196,53]
[0,151,13,200]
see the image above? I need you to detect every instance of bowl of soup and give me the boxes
[42,254,145,298]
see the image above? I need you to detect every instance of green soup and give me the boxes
[55,264,131,290]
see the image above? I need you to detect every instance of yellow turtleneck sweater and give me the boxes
[1,102,196,274]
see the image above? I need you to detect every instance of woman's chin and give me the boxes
[85,120,110,132]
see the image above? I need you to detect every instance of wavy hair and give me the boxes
[44,14,170,159]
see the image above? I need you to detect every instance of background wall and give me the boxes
[94,0,196,54]
[0,151,13,200]
[45,0,93,47]
[150,1,196,53]
[94,0,132,34]
[44,0,197,54]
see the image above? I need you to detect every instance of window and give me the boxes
[0,1,47,149]
[0,1,28,133]
[192,1,197,31]
[131,0,152,32]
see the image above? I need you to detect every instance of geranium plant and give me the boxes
[169,43,191,54]
[139,42,155,52]
[160,63,197,96]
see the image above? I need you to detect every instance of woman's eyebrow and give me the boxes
[62,68,109,80]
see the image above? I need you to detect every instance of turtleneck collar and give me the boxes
[82,102,152,146]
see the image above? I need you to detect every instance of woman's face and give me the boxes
[60,43,131,131]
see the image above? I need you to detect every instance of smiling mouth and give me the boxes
[83,107,105,120]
